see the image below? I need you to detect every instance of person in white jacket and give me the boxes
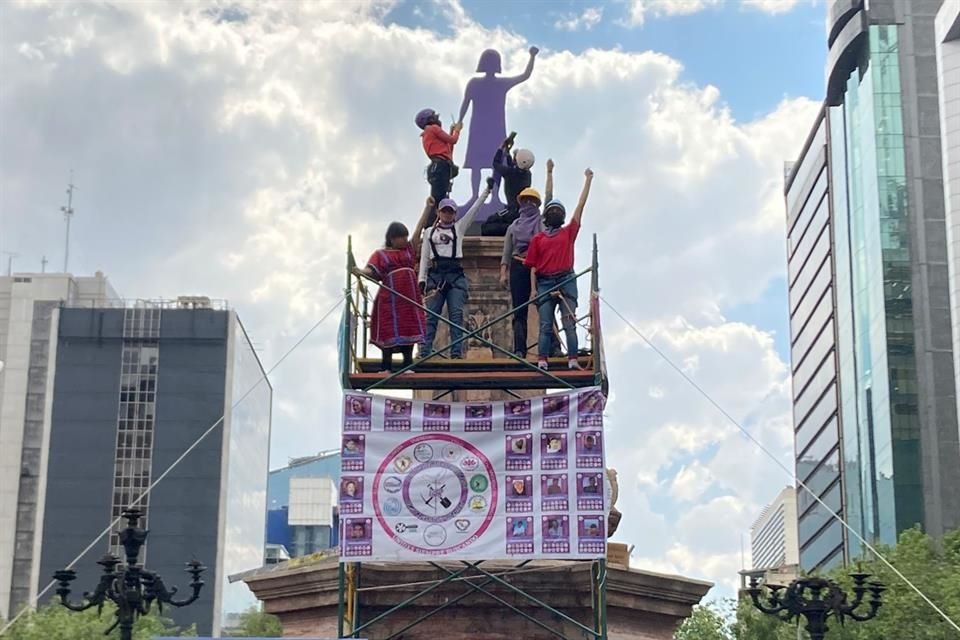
[419,177,494,358]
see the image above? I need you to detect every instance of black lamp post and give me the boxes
[746,573,885,640]
[53,508,206,640]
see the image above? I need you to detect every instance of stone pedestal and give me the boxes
[416,236,542,403]
[241,554,712,640]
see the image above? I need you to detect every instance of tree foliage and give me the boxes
[674,527,960,639]
[224,606,283,637]
[0,601,195,639]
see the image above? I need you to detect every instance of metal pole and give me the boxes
[337,562,346,639]
[61,177,75,273]
[351,562,361,638]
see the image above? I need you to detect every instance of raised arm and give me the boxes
[431,125,461,145]
[500,226,515,289]
[571,168,594,226]
[544,158,554,203]
[506,46,539,89]
[418,228,431,285]
[412,197,433,254]
[458,83,472,124]
[457,178,494,232]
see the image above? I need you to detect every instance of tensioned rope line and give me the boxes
[0,293,347,638]
[601,296,960,632]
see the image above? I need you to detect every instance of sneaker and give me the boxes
[568,359,583,371]
[538,360,549,371]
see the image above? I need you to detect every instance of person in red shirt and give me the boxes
[525,168,594,370]
[416,108,463,225]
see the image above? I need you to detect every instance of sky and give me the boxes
[0,0,827,602]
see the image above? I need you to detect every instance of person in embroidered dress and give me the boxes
[354,199,432,372]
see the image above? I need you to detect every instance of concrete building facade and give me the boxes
[750,486,800,571]
[0,272,117,620]
[936,0,960,442]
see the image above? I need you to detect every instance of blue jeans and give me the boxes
[423,270,469,358]
[536,273,578,359]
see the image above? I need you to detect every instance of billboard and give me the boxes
[339,388,607,562]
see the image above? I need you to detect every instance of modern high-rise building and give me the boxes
[785,0,960,572]
[0,272,118,621]
[0,273,271,635]
[750,486,800,571]
[936,0,960,432]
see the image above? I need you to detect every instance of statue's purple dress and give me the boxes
[462,76,517,170]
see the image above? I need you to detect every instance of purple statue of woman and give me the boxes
[458,46,539,219]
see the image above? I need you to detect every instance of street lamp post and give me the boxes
[746,574,885,640]
[53,508,206,640]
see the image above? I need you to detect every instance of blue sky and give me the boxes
[387,0,826,120]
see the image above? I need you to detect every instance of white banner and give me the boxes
[339,388,607,562]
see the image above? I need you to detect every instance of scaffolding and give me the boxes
[339,235,607,395]
[336,235,609,639]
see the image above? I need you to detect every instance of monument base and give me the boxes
[239,554,712,640]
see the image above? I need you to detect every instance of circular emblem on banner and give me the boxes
[383,498,402,516]
[423,524,447,547]
[469,474,489,492]
[414,443,434,463]
[374,433,498,556]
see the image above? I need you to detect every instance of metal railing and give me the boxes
[339,233,605,391]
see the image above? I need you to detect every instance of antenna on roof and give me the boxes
[60,172,76,273]
[41,256,48,273]
[3,252,18,276]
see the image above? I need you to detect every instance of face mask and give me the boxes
[544,211,565,228]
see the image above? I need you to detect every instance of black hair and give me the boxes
[385,221,409,248]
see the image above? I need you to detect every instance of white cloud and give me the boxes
[670,461,714,502]
[625,0,808,26]
[741,0,805,14]
[626,0,721,26]
[0,0,819,601]
[554,6,604,31]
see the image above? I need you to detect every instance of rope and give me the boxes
[601,296,960,632]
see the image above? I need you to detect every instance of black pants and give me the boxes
[427,158,453,226]
[381,345,414,372]
[509,261,560,357]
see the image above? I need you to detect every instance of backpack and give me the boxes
[480,207,520,237]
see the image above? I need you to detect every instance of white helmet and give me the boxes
[514,148,535,170]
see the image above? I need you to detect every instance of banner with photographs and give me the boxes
[339,387,607,562]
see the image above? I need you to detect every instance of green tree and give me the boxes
[0,601,195,639]
[721,527,960,640]
[674,600,733,640]
[225,606,282,637]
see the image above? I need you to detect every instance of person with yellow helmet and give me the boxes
[499,159,558,358]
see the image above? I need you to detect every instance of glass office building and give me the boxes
[785,0,960,572]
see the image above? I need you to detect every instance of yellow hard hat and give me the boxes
[518,187,542,203]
